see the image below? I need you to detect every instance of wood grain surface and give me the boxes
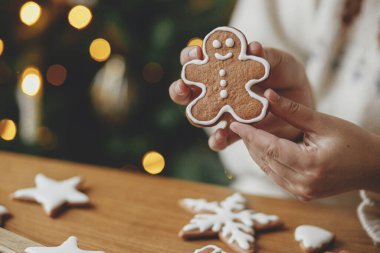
[0,151,377,253]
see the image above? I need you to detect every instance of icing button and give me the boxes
[220,80,227,87]
[220,90,228,99]
[219,69,226,77]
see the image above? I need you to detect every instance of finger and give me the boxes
[230,122,309,169]
[208,127,240,151]
[180,46,203,65]
[247,41,265,57]
[264,89,320,132]
[169,79,192,105]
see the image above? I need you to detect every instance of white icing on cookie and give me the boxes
[181,193,281,251]
[25,236,105,253]
[194,245,226,253]
[182,26,269,126]
[295,225,334,249]
[12,173,89,216]
[219,69,226,77]
[220,90,228,99]
[213,40,221,49]
[225,38,234,47]
[220,80,227,87]
[215,52,233,61]
[0,205,8,216]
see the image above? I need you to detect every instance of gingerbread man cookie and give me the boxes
[182,26,270,126]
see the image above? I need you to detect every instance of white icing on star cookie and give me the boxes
[194,245,226,253]
[24,236,105,253]
[179,193,283,253]
[12,173,90,217]
[295,225,334,252]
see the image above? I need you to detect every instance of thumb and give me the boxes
[264,89,320,132]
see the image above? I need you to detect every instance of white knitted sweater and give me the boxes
[219,0,380,245]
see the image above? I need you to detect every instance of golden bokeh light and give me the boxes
[68,5,92,30]
[46,64,67,86]
[0,119,17,141]
[0,39,4,56]
[21,67,42,96]
[142,151,165,175]
[20,1,41,26]
[89,38,111,62]
[187,37,203,47]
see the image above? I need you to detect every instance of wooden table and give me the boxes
[0,151,377,253]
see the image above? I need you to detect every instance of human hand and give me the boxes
[169,43,314,151]
[230,89,380,200]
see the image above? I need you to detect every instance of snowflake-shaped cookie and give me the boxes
[24,236,105,253]
[179,193,283,253]
[12,173,90,217]
[0,205,9,226]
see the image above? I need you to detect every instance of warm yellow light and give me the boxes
[0,119,17,141]
[89,38,111,62]
[142,151,165,175]
[20,1,41,26]
[21,67,42,96]
[187,37,203,47]
[0,39,4,56]
[68,5,92,30]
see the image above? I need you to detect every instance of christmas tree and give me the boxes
[0,0,236,185]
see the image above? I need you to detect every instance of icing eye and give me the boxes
[226,38,234,47]
[212,40,222,49]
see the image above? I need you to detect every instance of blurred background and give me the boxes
[0,0,236,185]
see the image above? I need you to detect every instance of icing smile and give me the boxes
[214,52,233,60]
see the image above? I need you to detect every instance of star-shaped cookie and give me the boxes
[24,236,105,253]
[12,173,90,217]
[179,193,283,253]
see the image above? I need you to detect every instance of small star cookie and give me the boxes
[24,236,105,253]
[12,173,90,217]
[179,193,283,253]
[295,225,335,253]
[0,205,10,226]
[182,26,270,127]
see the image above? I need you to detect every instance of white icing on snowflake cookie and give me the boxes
[295,225,335,253]
[194,245,226,253]
[24,236,105,253]
[0,205,9,226]
[12,173,90,217]
[181,26,270,126]
[179,193,283,253]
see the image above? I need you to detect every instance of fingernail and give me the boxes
[230,122,238,132]
[175,81,184,96]
[189,47,198,58]
[265,89,280,103]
